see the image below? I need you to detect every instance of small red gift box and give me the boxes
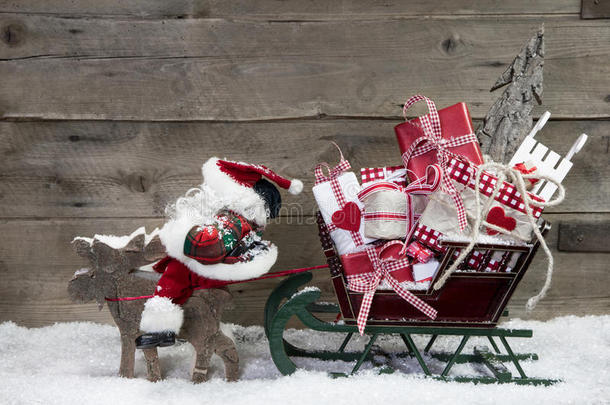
[341,244,414,283]
[395,96,483,182]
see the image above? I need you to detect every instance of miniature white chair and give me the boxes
[508,111,588,201]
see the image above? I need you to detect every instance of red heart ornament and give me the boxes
[331,202,362,232]
[486,206,517,236]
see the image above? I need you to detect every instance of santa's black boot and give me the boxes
[135,331,176,349]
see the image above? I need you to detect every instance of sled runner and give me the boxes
[264,214,559,385]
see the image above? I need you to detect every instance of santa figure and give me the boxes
[135,157,303,349]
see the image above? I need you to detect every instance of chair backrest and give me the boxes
[508,111,588,201]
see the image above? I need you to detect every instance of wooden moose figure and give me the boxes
[68,227,239,383]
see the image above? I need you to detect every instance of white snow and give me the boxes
[291,286,321,299]
[73,268,91,276]
[1,316,609,405]
[73,226,160,250]
[441,232,531,246]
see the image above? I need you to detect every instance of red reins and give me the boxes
[105,264,328,302]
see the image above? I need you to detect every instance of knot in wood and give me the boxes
[2,23,25,47]
[441,34,462,55]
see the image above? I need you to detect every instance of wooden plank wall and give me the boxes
[0,1,608,327]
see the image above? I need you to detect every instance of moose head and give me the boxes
[68,228,165,308]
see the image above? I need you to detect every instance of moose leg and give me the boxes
[142,347,162,382]
[119,333,137,378]
[192,344,213,383]
[213,332,239,382]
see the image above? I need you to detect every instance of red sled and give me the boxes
[317,213,549,328]
[263,212,558,384]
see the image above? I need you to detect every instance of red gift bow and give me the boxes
[513,162,540,187]
[357,164,442,240]
[400,95,478,231]
[347,241,438,335]
[314,143,364,246]
[314,143,352,186]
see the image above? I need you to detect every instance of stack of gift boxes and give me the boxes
[313,95,546,297]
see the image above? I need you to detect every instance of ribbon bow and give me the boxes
[314,142,351,186]
[513,162,540,188]
[347,242,438,335]
[358,164,442,239]
[315,142,365,247]
[400,95,478,231]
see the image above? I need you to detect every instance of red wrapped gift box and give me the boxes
[341,244,414,283]
[395,98,483,182]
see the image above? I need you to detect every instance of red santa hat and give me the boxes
[201,157,303,225]
[212,159,303,195]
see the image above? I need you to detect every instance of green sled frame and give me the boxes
[264,271,560,386]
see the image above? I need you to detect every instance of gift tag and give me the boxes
[486,206,517,236]
[331,202,362,232]
[413,259,440,283]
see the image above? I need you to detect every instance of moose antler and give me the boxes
[72,227,165,274]
[69,228,166,308]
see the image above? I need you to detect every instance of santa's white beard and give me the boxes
[165,185,218,226]
[165,183,268,228]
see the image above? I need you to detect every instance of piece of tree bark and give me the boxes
[476,25,545,163]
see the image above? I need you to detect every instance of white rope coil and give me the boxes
[432,161,565,312]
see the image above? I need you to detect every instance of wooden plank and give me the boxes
[0,119,606,218]
[582,0,610,19]
[0,17,608,120]
[0,213,608,328]
[558,221,610,252]
[0,1,582,19]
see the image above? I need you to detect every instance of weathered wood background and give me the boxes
[1,1,608,327]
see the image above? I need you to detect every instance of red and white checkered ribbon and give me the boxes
[412,223,446,253]
[315,143,364,246]
[467,250,487,270]
[400,95,478,231]
[347,242,437,335]
[360,165,407,186]
[357,164,442,239]
[485,259,501,272]
[446,157,545,218]
[314,143,352,186]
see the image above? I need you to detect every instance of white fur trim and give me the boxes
[186,244,277,281]
[201,157,268,226]
[288,179,303,195]
[140,296,184,334]
[159,216,278,281]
